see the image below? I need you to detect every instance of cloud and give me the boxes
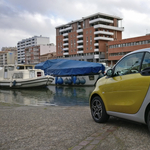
[121,9,150,38]
[0,0,150,50]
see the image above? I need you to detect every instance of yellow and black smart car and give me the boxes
[90,48,150,132]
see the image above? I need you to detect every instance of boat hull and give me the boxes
[50,74,102,86]
[0,76,54,88]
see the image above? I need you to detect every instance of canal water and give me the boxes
[0,85,95,106]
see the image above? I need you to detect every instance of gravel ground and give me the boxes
[0,103,150,150]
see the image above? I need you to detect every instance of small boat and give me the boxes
[0,64,54,88]
[35,59,105,86]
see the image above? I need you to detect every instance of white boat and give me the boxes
[0,64,54,88]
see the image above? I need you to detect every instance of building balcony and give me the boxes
[77,29,83,33]
[77,40,83,44]
[89,18,113,24]
[34,57,39,59]
[63,43,69,46]
[63,48,69,51]
[59,26,72,32]
[94,54,99,59]
[94,24,124,31]
[94,43,99,46]
[63,52,69,55]
[77,51,83,54]
[94,31,114,35]
[26,58,31,60]
[26,54,31,57]
[33,52,39,55]
[33,61,40,64]
[94,49,99,52]
[21,54,25,57]
[77,45,83,49]
[33,49,39,52]
[77,35,83,38]
[94,36,113,41]
[17,50,22,53]
[63,33,68,36]
[26,43,31,46]
[63,38,68,41]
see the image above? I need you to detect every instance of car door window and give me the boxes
[141,52,150,70]
[114,52,144,76]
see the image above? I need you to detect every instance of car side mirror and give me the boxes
[106,69,113,77]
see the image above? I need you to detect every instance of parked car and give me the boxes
[89,48,150,132]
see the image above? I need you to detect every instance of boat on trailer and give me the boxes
[35,59,105,86]
[0,64,54,88]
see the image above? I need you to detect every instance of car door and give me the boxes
[103,52,150,114]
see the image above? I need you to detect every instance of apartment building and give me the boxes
[56,12,124,63]
[25,44,56,64]
[108,34,150,66]
[0,48,17,66]
[17,35,49,64]
[0,52,7,66]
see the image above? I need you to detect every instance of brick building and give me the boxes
[108,34,150,66]
[25,44,56,64]
[56,12,124,63]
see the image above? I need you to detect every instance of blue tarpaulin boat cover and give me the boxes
[35,59,105,76]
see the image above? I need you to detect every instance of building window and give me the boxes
[74,39,76,47]
[86,37,88,45]
[90,36,92,45]
[71,40,73,48]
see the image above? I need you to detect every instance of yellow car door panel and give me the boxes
[101,73,150,114]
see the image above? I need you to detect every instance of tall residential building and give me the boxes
[56,12,124,63]
[25,44,56,64]
[17,35,49,64]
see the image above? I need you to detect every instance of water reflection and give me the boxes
[0,86,95,106]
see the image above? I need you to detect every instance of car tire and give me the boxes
[91,96,109,123]
[147,110,150,132]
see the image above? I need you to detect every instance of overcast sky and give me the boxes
[0,0,150,50]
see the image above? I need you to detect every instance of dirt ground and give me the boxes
[0,103,150,150]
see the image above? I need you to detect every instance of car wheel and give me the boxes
[147,110,150,132]
[91,96,109,123]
